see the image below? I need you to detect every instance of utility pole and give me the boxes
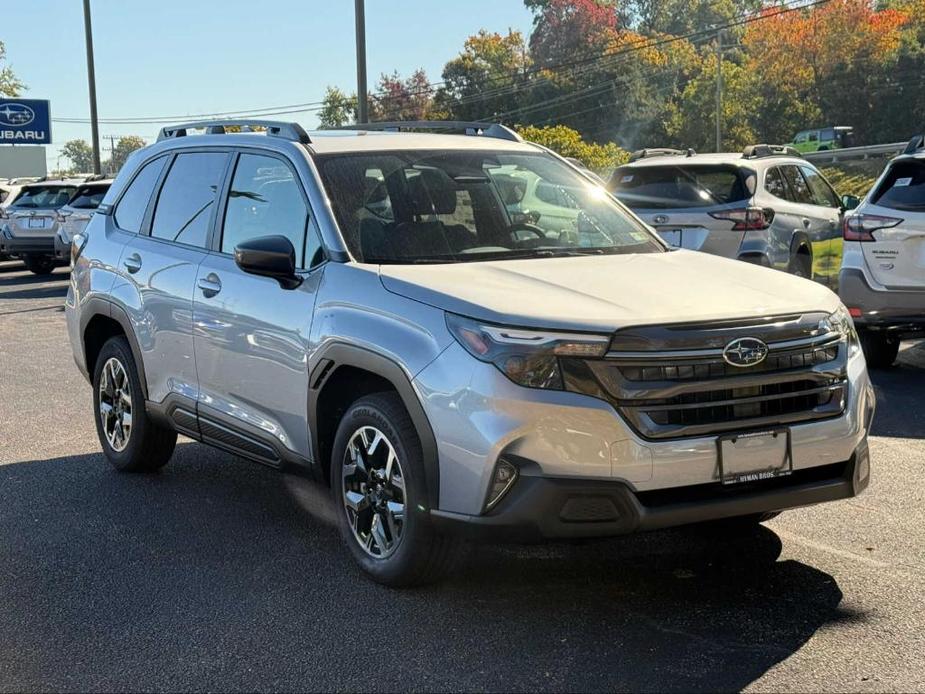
[355,0,368,124]
[82,0,102,175]
[715,29,723,152]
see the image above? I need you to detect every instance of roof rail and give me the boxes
[157,119,312,144]
[628,148,695,163]
[83,173,108,182]
[742,144,802,159]
[333,120,522,143]
[903,134,925,155]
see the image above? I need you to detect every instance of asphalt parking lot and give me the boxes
[1,259,923,693]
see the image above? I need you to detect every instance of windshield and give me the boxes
[316,150,662,264]
[67,184,110,210]
[609,164,750,210]
[9,185,77,210]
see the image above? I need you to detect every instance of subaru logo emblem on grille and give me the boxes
[653,214,670,225]
[0,103,35,127]
[723,337,769,368]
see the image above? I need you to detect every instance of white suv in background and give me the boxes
[840,136,925,367]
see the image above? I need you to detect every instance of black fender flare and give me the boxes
[79,297,149,400]
[308,342,440,509]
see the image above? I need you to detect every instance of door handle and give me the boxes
[197,273,222,298]
[123,252,142,274]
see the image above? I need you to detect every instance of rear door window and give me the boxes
[765,167,790,199]
[151,152,229,248]
[800,166,840,208]
[610,165,748,209]
[780,166,814,205]
[870,159,925,211]
[115,156,168,233]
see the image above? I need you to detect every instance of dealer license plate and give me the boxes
[717,429,792,485]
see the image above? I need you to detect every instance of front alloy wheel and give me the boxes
[342,426,406,558]
[99,356,133,452]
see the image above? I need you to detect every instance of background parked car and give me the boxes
[0,179,80,274]
[789,126,856,153]
[839,135,925,367]
[609,145,857,287]
[54,178,113,261]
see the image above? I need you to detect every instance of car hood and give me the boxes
[378,250,841,332]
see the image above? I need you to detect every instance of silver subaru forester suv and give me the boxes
[65,120,875,586]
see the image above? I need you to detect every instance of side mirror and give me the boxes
[841,194,861,211]
[234,235,302,290]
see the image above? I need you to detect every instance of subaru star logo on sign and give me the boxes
[0,99,52,144]
[722,337,770,368]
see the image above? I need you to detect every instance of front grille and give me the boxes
[561,313,849,440]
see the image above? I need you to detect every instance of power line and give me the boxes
[53,0,829,128]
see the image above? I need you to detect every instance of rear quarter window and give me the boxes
[610,165,749,209]
[871,159,925,211]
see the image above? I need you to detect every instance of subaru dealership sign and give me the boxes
[0,99,52,144]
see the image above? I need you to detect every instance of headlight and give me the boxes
[822,305,860,357]
[446,313,610,389]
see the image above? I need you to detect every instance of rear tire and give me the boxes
[787,253,812,279]
[92,336,177,472]
[331,392,461,587]
[859,331,900,369]
[22,254,56,276]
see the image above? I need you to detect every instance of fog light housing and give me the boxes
[484,459,518,512]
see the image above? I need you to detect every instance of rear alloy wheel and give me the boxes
[92,336,177,472]
[859,331,900,369]
[331,393,461,586]
[99,357,133,452]
[22,254,56,276]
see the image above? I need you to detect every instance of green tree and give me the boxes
[435,30,531,121]
[0,41,25,97]
[107,136,146,174]
[662,52,760,151]
[319,86,357,128]
[517,124,628,174]
[61,139,94,173]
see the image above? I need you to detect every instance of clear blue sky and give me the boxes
[3,0,534,170]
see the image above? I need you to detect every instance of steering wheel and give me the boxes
[508,223,546,241]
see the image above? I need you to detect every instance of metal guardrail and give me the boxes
[804,142,906,164]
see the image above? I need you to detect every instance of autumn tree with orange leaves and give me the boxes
[743,0,908,144]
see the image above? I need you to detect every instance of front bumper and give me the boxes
[416,340,874,519]
[432,442,869,541]
[840,267,925,333]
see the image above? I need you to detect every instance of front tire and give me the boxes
[331,392,461,587]
[859,331,900,369]
[92,336,177,472]
[22,253,56,276]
